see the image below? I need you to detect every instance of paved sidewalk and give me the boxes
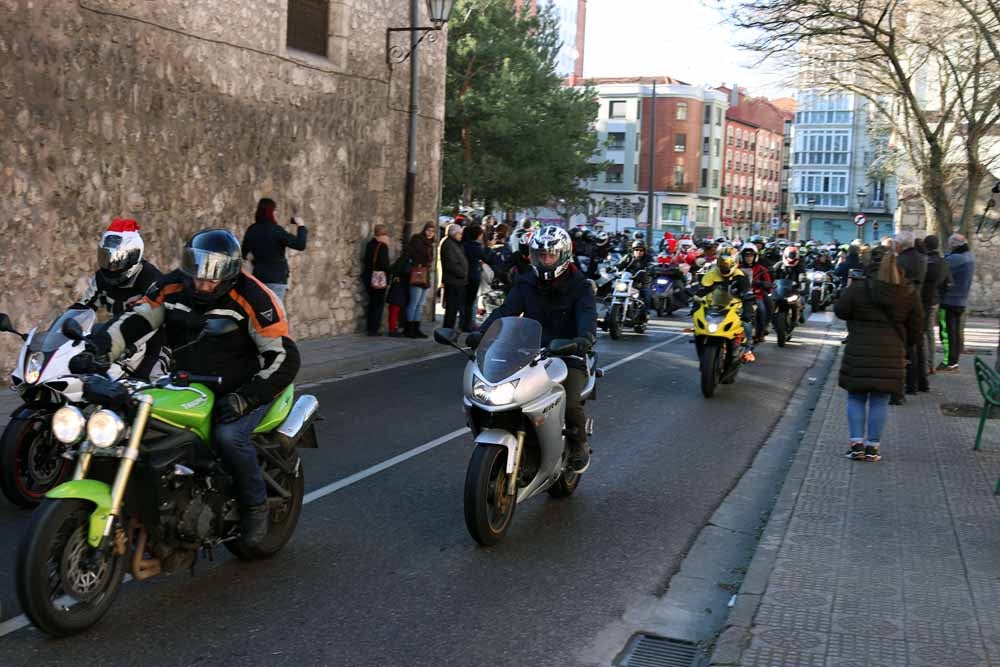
[712,319,1000,666]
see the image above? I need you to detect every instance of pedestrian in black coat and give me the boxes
[921,234,952,373]
[362,224,391,336]
[241,198,308,306]
[835,249,923,462]
[440,224,469,329]
[894,231,928,393]
[460,225,498,332]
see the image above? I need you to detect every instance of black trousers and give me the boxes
[906,342,928,391]
[562,365,589,445]
[940,305,965,366]
[366,288,386,334]
[443,284,465,329]
[459,282,479,332]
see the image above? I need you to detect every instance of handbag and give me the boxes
[409,265,430,288]
[370,242,387,290]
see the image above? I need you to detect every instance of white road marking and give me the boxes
[297,350,459,389]
[0,331,687,638]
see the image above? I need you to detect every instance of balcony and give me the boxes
[668,182,697,193]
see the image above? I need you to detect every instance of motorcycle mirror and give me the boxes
[61,317,85,341]
[433,328,460,346]
[202,318,239,337]
[0,313,14,334]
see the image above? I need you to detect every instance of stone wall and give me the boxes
[0,0,446,370]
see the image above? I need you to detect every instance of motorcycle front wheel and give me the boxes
[16,498,127,637]
[775,312,788,347]
[1,414,71,508]
[608,304,624,340]
[700,343,723,398]
[464,444,516,546]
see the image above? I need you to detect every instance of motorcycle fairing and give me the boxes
[46,479,113,547]
[142,384,215,442]
[253,384,295,434]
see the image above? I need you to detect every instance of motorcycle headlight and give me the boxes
[52,406,87,445]
[656,278,669,285]
[707,323,720,333]
[86,409,125,449]
[24,352,44,385]
[614,281,629,292]
[472,379,519,406]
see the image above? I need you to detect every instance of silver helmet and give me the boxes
[529,225,573,282]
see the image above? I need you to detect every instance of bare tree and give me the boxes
[721,0,1000,237]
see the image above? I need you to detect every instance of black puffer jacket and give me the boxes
[834,278,923,394]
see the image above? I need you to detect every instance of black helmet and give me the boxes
[570,227,585,241]
[181,229,243,307]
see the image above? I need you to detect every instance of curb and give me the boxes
[708,339,843,666]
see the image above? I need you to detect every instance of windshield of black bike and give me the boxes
[773,279,796,299]
[29,309,95,354]
[476,317,542,383]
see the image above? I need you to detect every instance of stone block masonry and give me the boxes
[0,0,446,369]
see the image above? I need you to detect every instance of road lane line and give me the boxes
[302,427,471,505]
[0,330,686,638]
[600,332,688,373]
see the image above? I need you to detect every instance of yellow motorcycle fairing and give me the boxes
[692,288,744,340]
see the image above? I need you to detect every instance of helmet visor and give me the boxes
[181,248,241,281]
[718,257,735,274]
[532,249,562,268]
[98,236,141,273]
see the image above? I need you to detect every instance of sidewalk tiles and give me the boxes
[713,345,1000,667]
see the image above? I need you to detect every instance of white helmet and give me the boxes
[529,225,573,282]
[98,218,145,286]
[678,238,694,252]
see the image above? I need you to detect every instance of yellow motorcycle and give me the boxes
[692,285,753,398]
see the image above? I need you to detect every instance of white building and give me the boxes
[790,90,898,243]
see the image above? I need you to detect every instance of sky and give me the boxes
[583,0,794,98]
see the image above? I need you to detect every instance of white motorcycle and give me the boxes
[806,269,835,312]
[0,308,159,506]
[601,269,649,339]
[434,317,599,546]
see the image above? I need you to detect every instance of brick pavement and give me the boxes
[713,318,1000,667]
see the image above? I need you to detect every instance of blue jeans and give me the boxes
[265,283,287,307]
[214,401,273,507]
[407,285,428,321]
[846,392,890,444]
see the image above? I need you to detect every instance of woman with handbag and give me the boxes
[362,223,391,336]
[834,247,923,462]
[402,221,436,338]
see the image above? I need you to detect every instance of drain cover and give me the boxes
[941,403,997,419]
[615,634,701,667]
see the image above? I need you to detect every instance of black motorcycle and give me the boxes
[771,278,802,347]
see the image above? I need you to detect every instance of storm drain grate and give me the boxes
[615,634,701,667]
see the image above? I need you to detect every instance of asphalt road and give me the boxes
[0,312,834,666]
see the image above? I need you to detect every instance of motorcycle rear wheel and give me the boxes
[16,498,127,637]
[775,313,788,347]
[226,451,305,560]
[700,344,722,398]
[464,444,516,546]
[608,304,624,340]
[1,414,71,508]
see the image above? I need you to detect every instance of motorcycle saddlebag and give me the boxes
[275,395,320,449]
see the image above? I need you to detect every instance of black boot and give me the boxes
[241,503,269,548]
[404,321,419,338]
[569,440,591,474]
[412,321,429,339]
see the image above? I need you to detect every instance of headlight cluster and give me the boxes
[707,323,720,333]
[808,271,826,282]
[24,352,44,384]
[52,407,126,448]
[472,379,518,406]
[656,278,669,285]
[614,281,629,292]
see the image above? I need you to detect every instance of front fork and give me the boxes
[506,430,526,497]
[99,394,154,544]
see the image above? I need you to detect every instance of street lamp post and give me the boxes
[386,0,456,242]
[855,186,868,241]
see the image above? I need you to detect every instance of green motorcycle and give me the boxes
[15,319,319,637]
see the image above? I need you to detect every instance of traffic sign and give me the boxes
[854,214,867,227]
[873,221,879,230]
[770,218,780,230]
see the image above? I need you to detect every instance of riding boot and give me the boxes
[241,503,269,548]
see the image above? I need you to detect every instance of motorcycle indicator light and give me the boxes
[24,352,44,384]
[87,409,126,448]
[52,406,87,445]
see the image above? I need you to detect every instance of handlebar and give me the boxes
[172,372,224,387]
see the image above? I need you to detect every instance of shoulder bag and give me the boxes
[370,242,387,290]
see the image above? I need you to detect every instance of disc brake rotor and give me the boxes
[26,428,61,486]
[59,525,113,602]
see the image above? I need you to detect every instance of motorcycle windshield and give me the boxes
[773,279,796,298]
[29,309,95,353]
[708,287,735,310]
[476,317,542,383]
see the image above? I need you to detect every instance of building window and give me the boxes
[712,169,720,189]
[701,168,708,187]
[696,206,709,223]
[662,203,688,222]
[674,133,687,152]
[605,164,624,183]
[793,129,851,166]
[793,169,849,206]
[714,138,721,157]
[606,132,626,151]
[872,179,886,204]
[704,105,712,124]
[794,91,853,124]
[715,107,722,125]
[287,0,330,57]
[676,102,688,120]
[609,100,627,119]
[703,136,710,154]
[673,164,685,187]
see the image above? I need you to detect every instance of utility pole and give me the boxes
[646,80,656,242]
[402,0,420,243]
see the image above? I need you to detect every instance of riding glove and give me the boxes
[216,392,257,424]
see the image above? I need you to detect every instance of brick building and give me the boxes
[580,77,728,237]
[0,0,446,370]
[718,87,788,239]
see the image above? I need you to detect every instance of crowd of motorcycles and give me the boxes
[0,225,848,639]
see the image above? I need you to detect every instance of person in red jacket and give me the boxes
[741,243,772,343]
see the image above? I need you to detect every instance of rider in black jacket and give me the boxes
[86,229,301,548]
[473,226,597,473]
